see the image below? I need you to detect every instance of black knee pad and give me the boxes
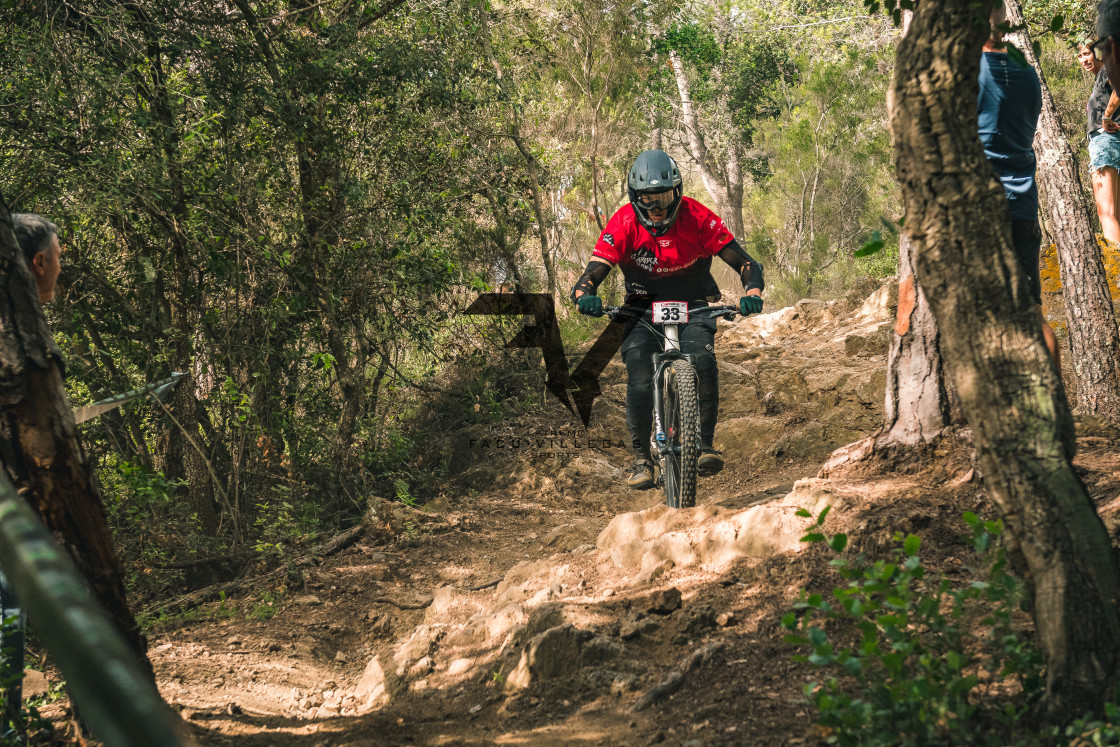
[623,346,655,392]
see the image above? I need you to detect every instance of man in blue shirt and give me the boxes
[977,3,1060,370]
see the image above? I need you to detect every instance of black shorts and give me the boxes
[1010,219,1042,306]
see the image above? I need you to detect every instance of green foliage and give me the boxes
[252,486,320,563]
[0,617,52,745]
[248,589,284,622]
[0,0,564,581]
[102,460,205,601]
[728,35,795,147]
[1055,699,1120,744]
[1024,0,1096,45]
[746,49,899,306]
[783,508,1042,746]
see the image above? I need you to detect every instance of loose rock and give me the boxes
[647,588,682,615]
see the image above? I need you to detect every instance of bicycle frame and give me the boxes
[650,324,690,459]
[605,304,738,462]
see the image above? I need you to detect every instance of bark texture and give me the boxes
[880,233,951,445]
[892,0,1120,716]
[1004,0,1120,425]
[0,201,151,674]
[668,50,745,238]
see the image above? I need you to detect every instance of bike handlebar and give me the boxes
[603,304,743,322]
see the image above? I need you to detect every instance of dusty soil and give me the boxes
[33,282,1120,745]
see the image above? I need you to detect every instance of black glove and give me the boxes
[739,295,763,316]
[577,295,604,317]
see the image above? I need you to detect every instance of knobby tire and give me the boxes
[661,359,701,509]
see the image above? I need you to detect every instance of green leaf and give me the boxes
[816,505,831,526]
[855,230,885,257]
[830,533,848,553]
[878,216,899,234]
[903,534,921,556]
[781,612,797,629]
[795,508,812,518]
[808,651,834,666]
[785,634,809,646]
[801,532,826,544]
[1005,43,1028,68]
[975,532,991,553]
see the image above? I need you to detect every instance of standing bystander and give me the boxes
[977,4,1061,371]
[1,213,62,742]
[1080,39,1120,244]
[1095,0,1120,92]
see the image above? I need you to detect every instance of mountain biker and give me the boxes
[570,149,764,490]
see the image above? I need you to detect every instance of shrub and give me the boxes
[782,507,1042,746]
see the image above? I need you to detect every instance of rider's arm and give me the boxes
[570,258,614,302]
[717,240,764,296]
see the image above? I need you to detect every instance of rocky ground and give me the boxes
[28,281,1120,745]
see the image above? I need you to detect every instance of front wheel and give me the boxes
[660,359,701,509]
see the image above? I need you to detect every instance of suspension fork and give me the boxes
[652,323,687,455]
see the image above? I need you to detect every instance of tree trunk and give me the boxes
[880,233,952,445]
[878,7,952,449]
[1004,0,1120,425]
[512,131,559,293]
[892,0,1120,717]
[668,50,746,238]
[0,201,152,676]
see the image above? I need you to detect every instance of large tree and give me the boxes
[891,0,1120,716]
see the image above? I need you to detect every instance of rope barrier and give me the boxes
[72,372,186,425]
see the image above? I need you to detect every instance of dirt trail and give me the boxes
[112,283,1120,745]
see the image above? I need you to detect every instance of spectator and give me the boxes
[1079,39,1120,244]
[1,213,63,742]
[12,213,62,303]
[1095,0,1120,92]
[977,4,1060,371]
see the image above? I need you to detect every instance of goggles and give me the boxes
[637,189,676,211]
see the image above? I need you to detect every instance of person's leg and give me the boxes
[0,570,24,742]
[1092,166,1120,243]
[1040,308,1061,376]
[680,317,718,448]
[623,345,655,459]
[1009,219,1060,373]
[1090,135,1120,243]
[621,323,660,489]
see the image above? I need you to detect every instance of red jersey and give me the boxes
[592,196,734,301]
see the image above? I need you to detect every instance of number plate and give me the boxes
[652,301,689,324]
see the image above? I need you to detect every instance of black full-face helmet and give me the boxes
[628,149,684,237]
